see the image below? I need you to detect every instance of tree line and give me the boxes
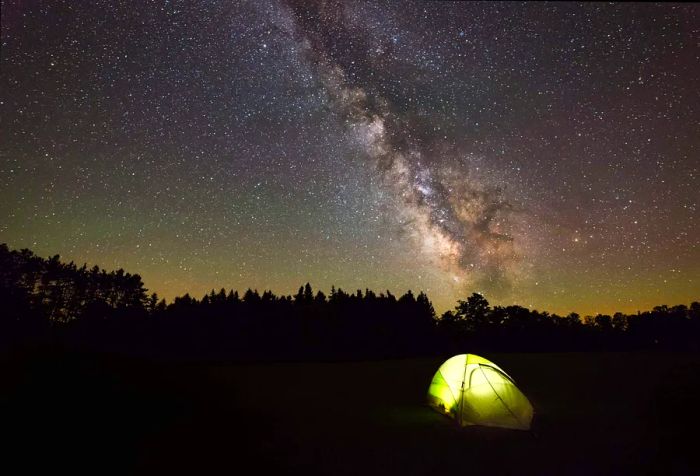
[1,244,698,359]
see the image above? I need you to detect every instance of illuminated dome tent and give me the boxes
[427,354,533,430]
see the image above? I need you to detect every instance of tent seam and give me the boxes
[478,364,525,429]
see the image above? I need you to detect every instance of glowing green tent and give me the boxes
[427,354,533,430]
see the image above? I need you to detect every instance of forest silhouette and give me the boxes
[2,243,698,359]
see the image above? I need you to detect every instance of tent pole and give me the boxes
[459,355,469,426]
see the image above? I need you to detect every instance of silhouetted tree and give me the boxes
[455,293,490,332]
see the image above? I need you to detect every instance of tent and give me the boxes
[426,354,533,430]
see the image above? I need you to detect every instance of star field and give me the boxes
[1,1,698,314]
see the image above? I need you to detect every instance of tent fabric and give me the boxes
[427,354,534,430]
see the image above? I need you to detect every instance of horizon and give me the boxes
[2,2,698,318]
[2,242,696,318]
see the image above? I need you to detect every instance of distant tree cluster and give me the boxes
[0,245,435,359]
[0,244,149,325]
[1,244,698,359]
[152,283,437,359]
[439,292,700,352]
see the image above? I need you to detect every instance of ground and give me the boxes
[4,351,700,475]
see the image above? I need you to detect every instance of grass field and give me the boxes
[4,351,700,475]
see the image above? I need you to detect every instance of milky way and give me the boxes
[283,2,530,295]
[1,1,698,314]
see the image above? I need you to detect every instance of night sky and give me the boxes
[1,1,698,315]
